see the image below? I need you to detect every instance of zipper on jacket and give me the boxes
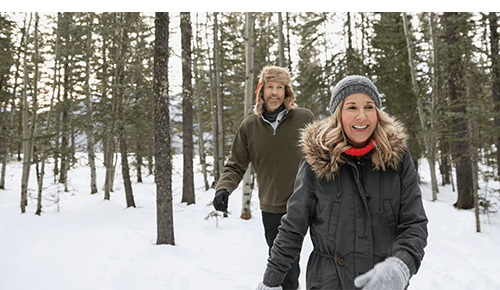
[260,109,289,136]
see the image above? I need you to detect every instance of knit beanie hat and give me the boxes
[254,66,296,115]
[329,75,382,114]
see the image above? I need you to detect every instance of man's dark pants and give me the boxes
[262,211,300,290]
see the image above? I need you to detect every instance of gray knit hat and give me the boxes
[329,75,382,114]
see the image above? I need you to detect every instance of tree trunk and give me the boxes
[241,12,255,220]
[210,13,220,187]
[85,13,98,195]
[489,13,500,179]
[402,12,439,201]
[59,13,73,193]
[464,52,481,232]
[444,12,474,209]
[181,12,195,205]
[193,13,210,191]
[277,12,286,68]
[114,12,135,208]
[20,13,32,213]
[31,13,44,215]
[154,12,175,245]
[1,23,24,190]
[214,12,224,182]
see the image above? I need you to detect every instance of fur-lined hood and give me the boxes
[300,118,408,181]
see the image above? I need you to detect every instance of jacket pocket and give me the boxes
[308,275,342,290]
[327,202,342,242]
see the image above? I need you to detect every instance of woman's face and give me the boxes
[341,93,378,147]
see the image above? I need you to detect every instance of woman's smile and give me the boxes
[342,93,378,147]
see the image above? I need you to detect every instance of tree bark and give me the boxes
[402,12,439,201]
[20,13,32,213]
[155,12,175,245]
[84,13,98,195]
[489,13,500,180]
[214,12,224,182]
[193,13,210,191]
[115,12,135,208]
[444,12,474,209]
[181,12,195,205]
[241,12,255,220]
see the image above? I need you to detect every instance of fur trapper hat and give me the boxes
[254,66,296,115]
[329,75,382,114]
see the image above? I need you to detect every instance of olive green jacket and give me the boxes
[216,107,314,213]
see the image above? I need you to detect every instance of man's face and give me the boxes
[263,81,285,112]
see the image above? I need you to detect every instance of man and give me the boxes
[213,66,314,290]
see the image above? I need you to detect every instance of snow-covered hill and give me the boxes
[1,154,499,289]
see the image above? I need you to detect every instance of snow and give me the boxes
[1,154,500,290]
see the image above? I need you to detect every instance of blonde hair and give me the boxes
[310,99,407,175]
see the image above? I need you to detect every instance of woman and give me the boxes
[256,75,428,290]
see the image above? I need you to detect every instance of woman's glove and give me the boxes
[354,257,410,290]
[256,281,283,290]
[213,189,229,212]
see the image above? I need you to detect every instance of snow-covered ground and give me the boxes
[1,154,500,290]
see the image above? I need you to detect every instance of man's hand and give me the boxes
[213,189,229,212]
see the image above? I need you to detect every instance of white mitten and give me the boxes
[256,281,283,290]
[354,257,410,290]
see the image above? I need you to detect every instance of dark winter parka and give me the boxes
[262,120,428,290]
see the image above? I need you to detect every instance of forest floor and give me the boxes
[1,153,500,290]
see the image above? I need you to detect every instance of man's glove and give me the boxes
[354,257,410,290]
[213,189,229,212]
[256,281,282,290]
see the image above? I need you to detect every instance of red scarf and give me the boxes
[343,140,376,157]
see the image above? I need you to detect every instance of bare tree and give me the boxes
[181,12,195,205]
[193,13,210,191]
[114,13,135,208]
[155,12,175,245]
[20,13,33,213]
[241,12,255,220]
[84,13,98,195]
[214,12,224,183]
[402,12,439,201]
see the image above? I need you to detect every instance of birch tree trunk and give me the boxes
[193,13,210,191]
[402,12,439,201]
[181,12,195,205]
[84,13,98,195]
[31,14,40,214]
[20,13,32,213]
[241,12,255,220]
[154,12,175,245]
